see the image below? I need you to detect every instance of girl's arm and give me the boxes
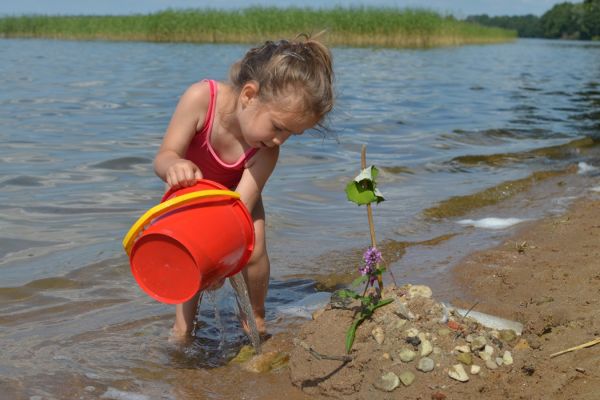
[154,81,210,188]
[236,147,280,213]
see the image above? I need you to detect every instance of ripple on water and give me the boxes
[0,176,44,187]
[90,157,152,170]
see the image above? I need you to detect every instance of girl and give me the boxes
[153,36,335,340]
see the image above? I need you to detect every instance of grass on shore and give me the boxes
[0,7,516,48]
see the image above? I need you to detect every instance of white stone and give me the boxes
[408,285,433,299]
[503,351,513,366]
[417,357,435,372]
[496,357,504,366]
[448,364,469,382]
[454,345,471,353]
[470,336,487,351]
[485,359,498,370]
[484,345,495,355]
[398,348,417,363]
[374,371,400,392]
[405,328,419,338]
[419,340,433,357]
[372,327,385,345]
[470,365,481,375]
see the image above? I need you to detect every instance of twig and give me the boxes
[549,337,600,358]
[453,301,479,340]
[460,301,480,321]
[360,145,398,289]
[294,338,354,362]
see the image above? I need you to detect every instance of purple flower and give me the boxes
[363,246,382,269]
[359,246,382,285]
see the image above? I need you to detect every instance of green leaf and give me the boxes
[353,165,379,183]
[374,298,394,309]
[335,289,360,299]
[351,275,369,287]
[345,166,385,205]
[345,317,364,353]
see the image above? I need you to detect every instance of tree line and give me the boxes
[467,0,600,39]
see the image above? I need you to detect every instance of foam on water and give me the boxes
[276,291,332,319]
[578,161,597,175]
[101,388,150,400]
[457,217,526,229]
[590,186,600,193]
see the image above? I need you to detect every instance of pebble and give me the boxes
[479,352,491,361]
[495,357,504,366]
[470,336,487,351]
[454,345,471,353]
[419,339,433,357]
[399,370,416,386]
[394,319,408,329]
[406,336,421,347]
[433,346,442,355]
[408,285,433,299]
[470,365,481,375]
[503,351,513,366]
[485,359,498,370]
[465,334,474,343]
[398,348,417,362]
[374,371,400,392]
[456,352,473,365]
[484,345,495,356]
[499,329,517,343]
[84,386,96,393]
[417,357,435,372]
[395,302,415,320]
[382,352,391,360]
[372,327,385,345]
[405,328,420,338]
[448,364,469,382]
[438,328,451,337]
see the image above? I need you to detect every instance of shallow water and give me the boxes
[1,38,600,399]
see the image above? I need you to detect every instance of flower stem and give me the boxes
[361,145,383,290]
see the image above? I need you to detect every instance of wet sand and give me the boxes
[450,195,600,399]
[272,192,600,399]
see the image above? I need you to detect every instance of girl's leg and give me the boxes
[172,291,202,339]
[241,197,270,334]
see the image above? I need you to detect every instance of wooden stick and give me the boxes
[361,145,382,290]
[549,337,600,358]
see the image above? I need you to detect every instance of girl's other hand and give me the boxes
[165,159,203,189]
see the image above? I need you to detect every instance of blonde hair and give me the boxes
[229,34,334,124]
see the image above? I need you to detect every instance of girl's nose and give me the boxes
[273,131,293,146]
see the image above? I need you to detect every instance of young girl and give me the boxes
[153,36,335,339]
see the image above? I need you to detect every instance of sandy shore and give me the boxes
[270,193,600,399]
[449,195,600,399]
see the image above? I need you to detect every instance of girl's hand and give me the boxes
[165,159,203,189]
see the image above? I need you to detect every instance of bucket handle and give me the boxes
[122,189,240,256]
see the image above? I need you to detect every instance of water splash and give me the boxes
[229,273,262,354]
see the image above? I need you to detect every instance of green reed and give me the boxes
[0,7,515,47]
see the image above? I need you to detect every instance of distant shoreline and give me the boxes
[0,7,516,48]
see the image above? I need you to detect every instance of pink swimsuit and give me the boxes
[185,80,258,189]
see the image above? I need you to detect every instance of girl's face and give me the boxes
[237,84,319,149]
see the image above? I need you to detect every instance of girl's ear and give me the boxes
[240,81,259,107]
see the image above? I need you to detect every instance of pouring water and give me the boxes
[229,273,262,354]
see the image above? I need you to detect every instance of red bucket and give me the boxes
[123,180,254,304]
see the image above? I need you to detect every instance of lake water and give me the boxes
[1,38,600,399]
